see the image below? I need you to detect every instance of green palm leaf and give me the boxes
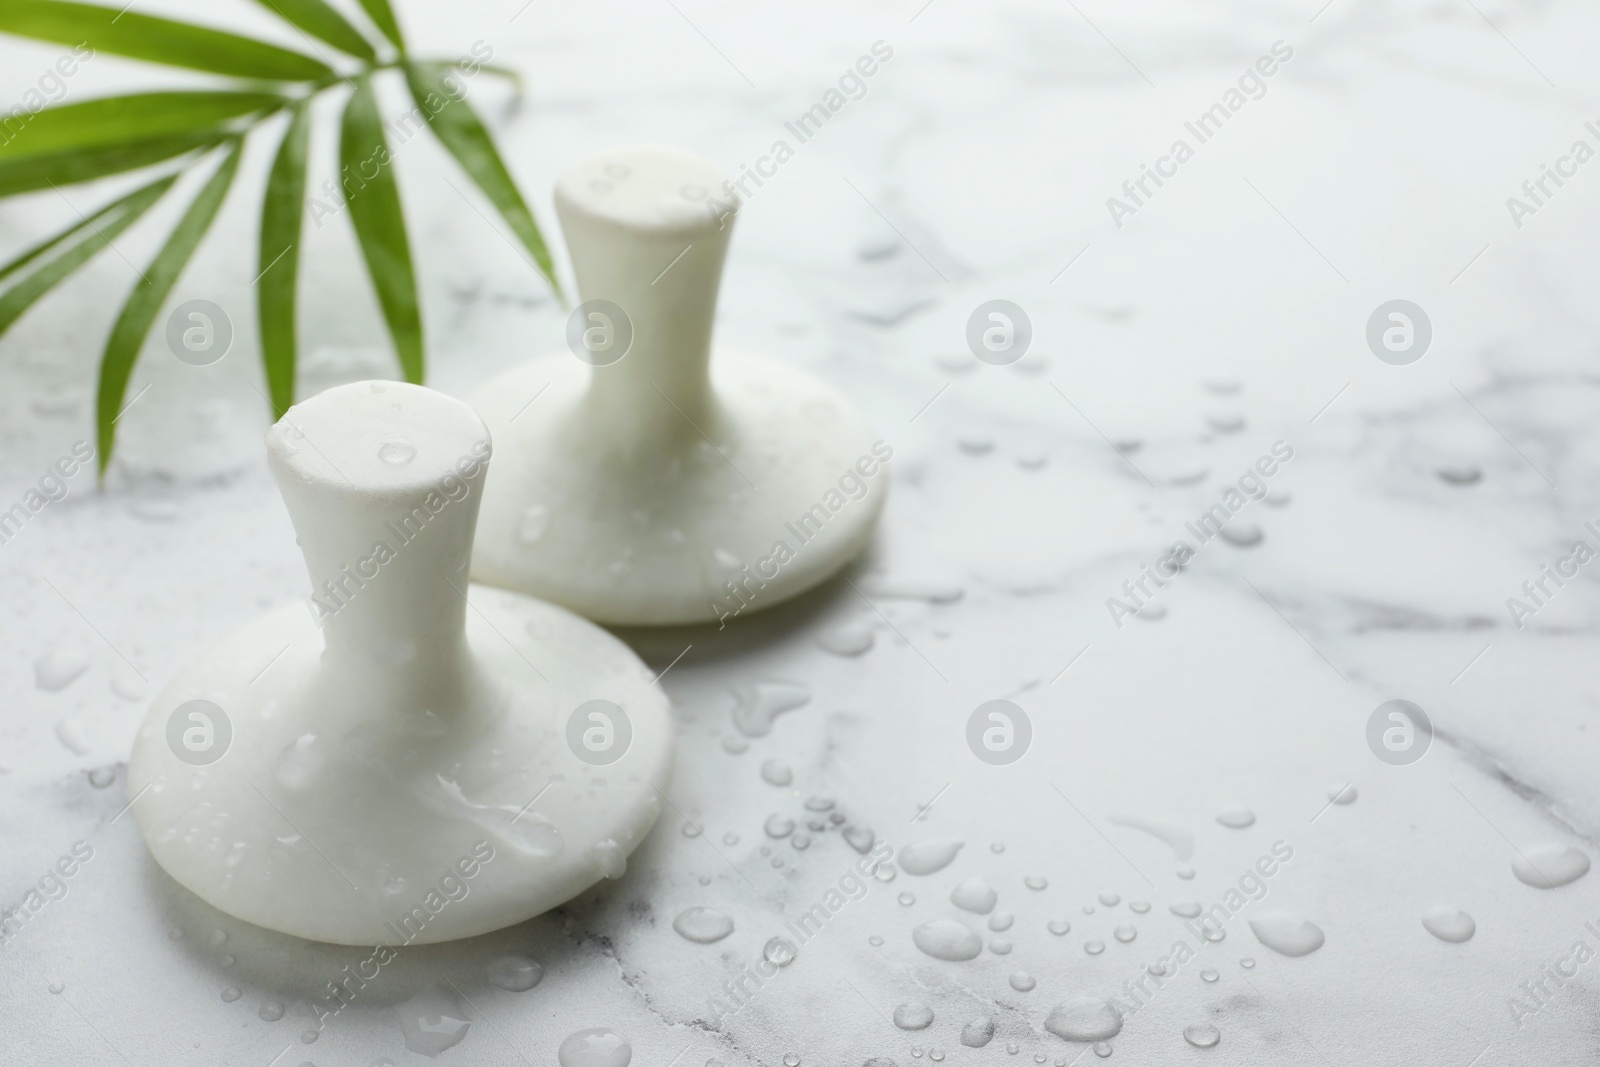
[0,172,175,336]
[340,76,422,384]
[0,0,334,81]
[352,0,404,52]
[96,141,242,476]
[0,91,283,161]
[404,61,562,301]
[250,0,375,62]
[258,102,309,417]
[0,130,224,197]
[0,175,155,284]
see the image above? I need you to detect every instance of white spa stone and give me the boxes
[126,381,672,945]
[468,147,888,626]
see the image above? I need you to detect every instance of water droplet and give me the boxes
[791,832,810,850]
[1183,1024,1220,1049]
[259,999,285,1021]
[1421,906,1476,943]
[275,733,321,791]
[1098,891,1121,907]
[301,1030,318,1044]
[951,877,997,914]
[1215,808,1255,829]
[681,822,702,837]
[1170,901,1202,918]
[591,839,626,879]
[876,863,897,882]
[378,440,416,465]
[960,1016,995,1047]
[504,813,564,858]
[35,645,90,691]
[1048,919,1071,935]
[1129,901,1150,914]
[1512,844,1590,888]
[1084,940,1105,955]
[990,842,1005,853]
[47,980,64,994]
[488,956,544,991]
[899,839,964,876]
[894,1002,934,1030]
[929,1053,945,1063]
[558,1028,632,1067]
[722,735,749,754]
[1114,925,1136,943]
[803,796,834,812]
[1200,967,1219,983]
[760,759,793,787]
[54,718,91,756]
[764,937,797,966]
[783,1056,799,1067]
[87,765,116,788]
[990,938,1012,954]
[1218,525,1263,548]
[1083,906,1096,915]
[1147,960,1170,977]
[912,919,983,961]
[1044,996,1123,1042]
[1328,783,1357,805]
[958,436,994,455]
[1176,865,1195,880]
[818,619,874,656]
[764,814,795,838]
[1107,815,1194,861]
[1024,874,1047,890]
[220,987,241,1002]
[723,832,739,846]
[868,935,883,946]
[989,910,1014,932]
[1248,912,1325,957]
[673,907,734,944]
[1092,1044,1111,1059]
[844,825,875,853]
[730,681,810,737]
[1437,465,1482,486]
[1009,972,1036,991]
[398,987,471,1057]
[111,674,148,701]
[1240,957,1255,968]
[517,505,550,543]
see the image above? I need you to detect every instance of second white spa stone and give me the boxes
[469,146,889,626]
[126,381,673,945]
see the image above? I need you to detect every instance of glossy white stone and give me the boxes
[470,147,888,625]
[127,382,672,945]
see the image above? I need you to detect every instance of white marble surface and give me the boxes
[3,0,1600,1063]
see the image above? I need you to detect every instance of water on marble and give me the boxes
[912,919,983,961]
[1248,912,1325,957]
[899,839,964,875]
